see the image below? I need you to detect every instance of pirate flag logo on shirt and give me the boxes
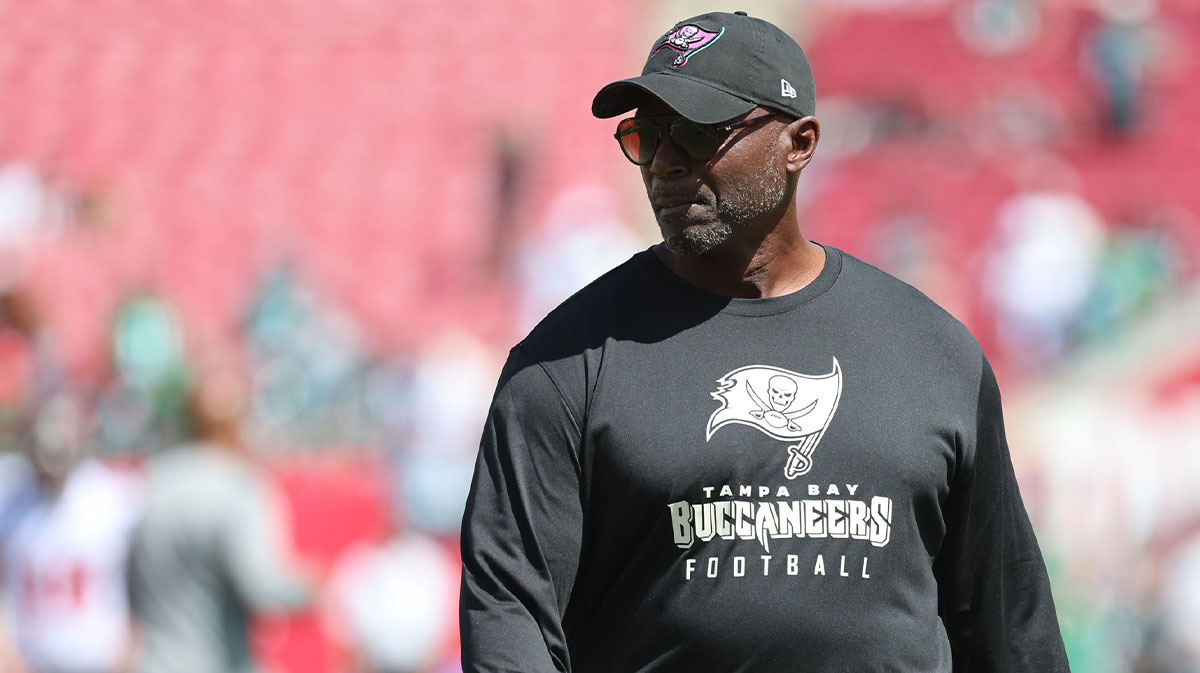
[706,359,842,479]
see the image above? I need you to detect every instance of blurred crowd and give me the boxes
[0,280,462,673]
[0,173,643,673]
[2,0,1200,672]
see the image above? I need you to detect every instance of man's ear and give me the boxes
[784,116,820,175]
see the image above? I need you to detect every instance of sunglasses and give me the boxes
[613,112,787,166]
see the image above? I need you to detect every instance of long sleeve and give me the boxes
[223,475,313,612]
[460,347,584,673]
[934,355,1071,673]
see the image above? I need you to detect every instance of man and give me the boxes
[127,362,315,673]
[0,390,140,673]
[460,11,1070,673]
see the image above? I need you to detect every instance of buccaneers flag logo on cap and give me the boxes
[706,359,842,479]
[652,24,724,68]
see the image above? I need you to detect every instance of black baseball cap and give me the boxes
[592,11,816,124]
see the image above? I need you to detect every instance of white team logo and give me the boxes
[780,78,797,98]
[706,359,842,479]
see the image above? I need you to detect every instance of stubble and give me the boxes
[661,149,789,255]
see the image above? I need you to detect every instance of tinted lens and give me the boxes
[669,121,720,162]
[614,118,723,165]
[616,119,653,165]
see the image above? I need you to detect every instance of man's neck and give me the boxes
[198,428,247,456]
[653,217,826,299]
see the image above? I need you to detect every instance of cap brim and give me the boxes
[591,73,756,124]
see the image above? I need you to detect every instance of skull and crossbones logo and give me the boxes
[707,360,843,480]
[668,25,702,49]
[652,24,724,68]
[746,375,818,433]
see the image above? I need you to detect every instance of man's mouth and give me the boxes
[652,192,704,210]
[657,202,699,215]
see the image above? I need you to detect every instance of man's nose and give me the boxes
[646,133,691,179]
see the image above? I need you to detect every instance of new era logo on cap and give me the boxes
[781,79,797,98]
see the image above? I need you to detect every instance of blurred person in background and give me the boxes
[1,288,64,448]
[1157,520,1200,671]
[322,498,459,673]
[983,190,1106,368]
[126,359,316,673]
[460,10,1069,673]
[511,183,645,333]
[0,389,141,673]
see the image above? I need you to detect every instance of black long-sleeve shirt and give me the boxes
[461,245,1070,672]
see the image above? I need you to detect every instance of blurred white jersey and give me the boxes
[325,534,458,673]
[0,457,141,672]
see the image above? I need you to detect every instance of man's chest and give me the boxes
[580,344,959,509]
[559,339,971,666]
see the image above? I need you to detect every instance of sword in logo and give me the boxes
[785,438,817,479]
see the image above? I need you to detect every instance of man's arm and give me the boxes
[935,355,1071,672]
[223,474,315,613]
[460,347,584,673]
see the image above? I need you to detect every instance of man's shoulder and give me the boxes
[516,249,655,362]
[494,250,657,413]
[833,247,982,358]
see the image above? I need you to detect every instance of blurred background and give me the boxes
[1,0,1198,671]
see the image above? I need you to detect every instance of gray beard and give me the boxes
[662,220,734,255]
[662,154,789,256]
